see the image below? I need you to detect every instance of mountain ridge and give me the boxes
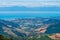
[0,6,60,11]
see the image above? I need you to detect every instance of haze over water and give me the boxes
[0,11,60,18]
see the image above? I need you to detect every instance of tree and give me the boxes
[0,34,9,40]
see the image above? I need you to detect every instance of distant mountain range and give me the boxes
[0,6,60,11]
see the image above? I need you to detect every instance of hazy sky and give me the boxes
[0,0,60,7]
[1,0,60,1]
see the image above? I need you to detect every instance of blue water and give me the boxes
[0,11,60,18]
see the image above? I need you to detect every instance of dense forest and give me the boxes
[0,34,53,40]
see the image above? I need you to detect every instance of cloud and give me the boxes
[0,1,60,7]
[1,0,60,2]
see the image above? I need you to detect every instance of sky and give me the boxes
[0,0,60,18]
[0,0,60,7]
